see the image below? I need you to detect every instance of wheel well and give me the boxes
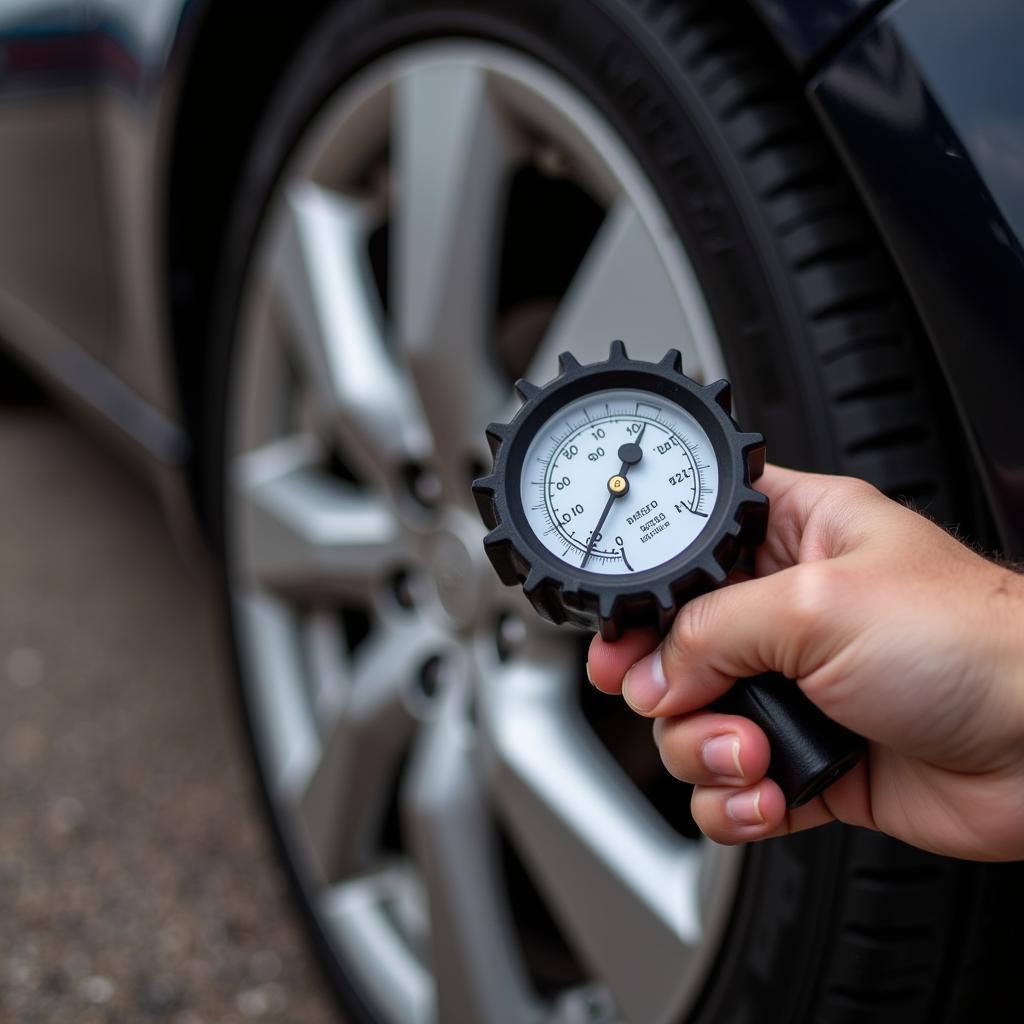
[165,0,334,522]
[163,0,785,525]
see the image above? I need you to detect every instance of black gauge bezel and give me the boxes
[473,342,768,640]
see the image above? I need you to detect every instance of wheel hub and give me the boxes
[424,515,491,630]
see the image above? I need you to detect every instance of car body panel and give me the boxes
[809,0,1024,554]
[748,0,886,68]
[0,0,191,463]
[0,8,112,364]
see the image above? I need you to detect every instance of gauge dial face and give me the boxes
[519,388,719,575]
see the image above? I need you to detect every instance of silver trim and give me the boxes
[0,289,188,465]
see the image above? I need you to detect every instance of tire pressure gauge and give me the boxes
[473,341,864,807]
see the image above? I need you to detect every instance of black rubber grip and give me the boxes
[710,674,865,808]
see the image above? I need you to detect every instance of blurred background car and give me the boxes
[1,0,1022,1021]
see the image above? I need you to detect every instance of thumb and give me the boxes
[621,562,843,717]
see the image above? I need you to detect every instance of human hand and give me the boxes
[587,465,1024,860]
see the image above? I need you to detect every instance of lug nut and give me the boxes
[391,571,415,610]
[405,464,442,507]
[418,656,443,700]
[496,613,526,661]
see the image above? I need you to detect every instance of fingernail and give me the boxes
[622,647,667,712]
[726,789,764,826]
[702,735,743,779]
[585,663,596,687]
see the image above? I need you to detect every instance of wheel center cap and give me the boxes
[426,526,484,629]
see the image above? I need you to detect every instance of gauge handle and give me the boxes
[710,675,865,808]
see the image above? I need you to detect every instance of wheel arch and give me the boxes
[159,0,820,527]
[160,0,985,545]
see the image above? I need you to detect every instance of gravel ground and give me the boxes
[0,402,339,1024]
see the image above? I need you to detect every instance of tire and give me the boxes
[0,348,44,405]
[205,1,1016,1021]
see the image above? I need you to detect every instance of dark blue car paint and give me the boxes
[747,0,886,69]
[0,0,1020,556]
[809,0,1024,554]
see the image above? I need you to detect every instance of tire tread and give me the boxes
[611,1,992,1021]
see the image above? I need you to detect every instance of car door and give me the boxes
[0,0,115,364]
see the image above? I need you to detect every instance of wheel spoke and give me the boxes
[234,592,319,792]
[402,684,538,1024]
[294,622,444,884]
[321,866,432,1024]
[390,62,518,473]
[233,435,408,601]
[272,183,429,482]
[479,645,706,1023]
[522,199,721,394]
[303,610,348,723]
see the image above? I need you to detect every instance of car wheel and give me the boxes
[205,1,1012,1021]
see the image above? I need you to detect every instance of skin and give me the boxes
[587,465,1024,861]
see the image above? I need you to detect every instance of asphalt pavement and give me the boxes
[0,400,338,1023]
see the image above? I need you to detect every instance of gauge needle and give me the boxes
[580,423,646,569]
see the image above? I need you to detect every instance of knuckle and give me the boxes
[817,472,878,508]
[665,594,715,668]
[651,718,665,746]
[837,474,877,501]
[785,563,838,638]
[653,718,686,779]
[689,788,735,843]
[657,742,684,781]
[774,564,847,676]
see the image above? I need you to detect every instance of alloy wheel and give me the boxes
[226,41,741,1024]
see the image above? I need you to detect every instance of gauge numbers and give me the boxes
[520,388,719,575]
